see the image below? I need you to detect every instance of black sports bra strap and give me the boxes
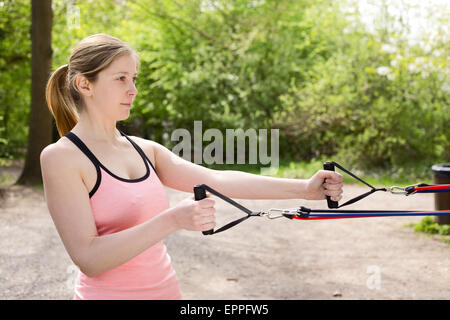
[118,130,158,174]
[118,130,146,159]
[64,132,102,168]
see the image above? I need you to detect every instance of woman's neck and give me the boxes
[72,112,122,146]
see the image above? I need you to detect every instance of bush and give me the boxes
[414,216,450,236]
[274,2,450,169]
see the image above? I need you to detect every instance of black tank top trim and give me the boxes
[117,130,159,175]
[64,130,155,198]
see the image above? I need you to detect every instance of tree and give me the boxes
[17,0,53,186]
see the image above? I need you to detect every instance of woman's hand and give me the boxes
[304,170,344,201]
[170,195,216,232]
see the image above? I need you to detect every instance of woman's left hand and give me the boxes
[304,170,344,201]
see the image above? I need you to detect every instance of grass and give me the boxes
[405,217,450,245]
[0,157,15,188]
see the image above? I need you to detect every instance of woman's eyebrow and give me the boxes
[113,71,138,76]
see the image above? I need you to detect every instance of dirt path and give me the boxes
[0,165,448,300]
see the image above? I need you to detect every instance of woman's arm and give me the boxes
[40,144,215,277]
[213,169,343,201]
[144,139,343,202]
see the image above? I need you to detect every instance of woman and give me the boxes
[40,34,343,300]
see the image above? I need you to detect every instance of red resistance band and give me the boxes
[413,185,450,193]
[290,210,450,220]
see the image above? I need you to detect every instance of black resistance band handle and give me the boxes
[324,162,339,209]
[194,184,214,235]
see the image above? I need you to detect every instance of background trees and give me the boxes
[1,0,448,182]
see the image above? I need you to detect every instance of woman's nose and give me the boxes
[128,83,138,95]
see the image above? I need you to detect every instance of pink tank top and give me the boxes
[64,130,181,300]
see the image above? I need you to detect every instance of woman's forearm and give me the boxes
[212,170,309,200]
[78,207,178,277]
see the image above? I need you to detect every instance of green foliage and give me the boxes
[0,0,31,157]
[413,216,450,236]
[127,0,316,144]
[0,0,449,175]
[275,2,450,169]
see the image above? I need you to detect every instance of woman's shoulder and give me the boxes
[40,135,83,171]
[124,134,156,149]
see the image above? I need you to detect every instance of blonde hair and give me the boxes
[46,34,140,137]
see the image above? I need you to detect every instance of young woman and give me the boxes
[40,34,344,300]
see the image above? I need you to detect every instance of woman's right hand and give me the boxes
[170,195,216,232]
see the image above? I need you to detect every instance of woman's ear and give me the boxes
[75,74,93,98]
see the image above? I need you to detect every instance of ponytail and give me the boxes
[45,64,79,137]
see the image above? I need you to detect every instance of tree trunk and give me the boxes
[17,0,53,187]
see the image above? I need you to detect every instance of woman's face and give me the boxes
[88,54,138,121]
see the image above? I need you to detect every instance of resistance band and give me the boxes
[194,162,450,235]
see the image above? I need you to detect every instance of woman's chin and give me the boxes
[118,111,131,122]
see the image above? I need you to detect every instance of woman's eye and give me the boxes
[118,76,137,83]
